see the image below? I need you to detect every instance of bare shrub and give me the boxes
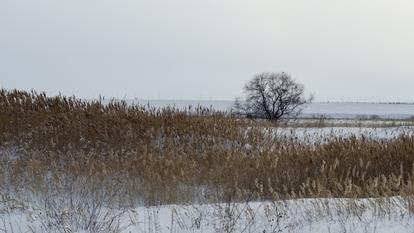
[27,175,128,233]
[234,72,312,121]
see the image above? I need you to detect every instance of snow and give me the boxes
[302,103,414,119]
[271,126,414,144]
[1,197,414,232]
[2,113,414,232]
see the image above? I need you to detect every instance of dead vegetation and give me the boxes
[1,89,414,207]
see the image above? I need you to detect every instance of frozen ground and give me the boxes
[302,103,414,119]
[271,126,414,144]
[1,197,414,233]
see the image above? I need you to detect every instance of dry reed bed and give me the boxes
[1,89,414,206]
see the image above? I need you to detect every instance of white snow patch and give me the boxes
[1,197,414,233]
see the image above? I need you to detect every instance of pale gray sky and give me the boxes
[1,0,413,102]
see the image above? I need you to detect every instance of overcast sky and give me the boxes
[1,0,413,102]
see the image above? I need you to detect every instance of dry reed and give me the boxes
[1,89,414,206]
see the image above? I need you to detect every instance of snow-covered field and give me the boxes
[2,119,414,232]
[1,197,414,233]
[272,126,414,144]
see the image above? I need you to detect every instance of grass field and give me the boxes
[1,89,414,232]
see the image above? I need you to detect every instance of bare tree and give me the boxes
[234,72,312,121]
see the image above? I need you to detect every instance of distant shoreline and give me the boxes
[131,99,414,105]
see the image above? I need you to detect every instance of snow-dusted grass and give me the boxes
[2,89,414,232]
[2,196,414,233]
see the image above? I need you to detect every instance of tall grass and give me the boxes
[1,89,414,206]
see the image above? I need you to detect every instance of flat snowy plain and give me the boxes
[2,197,414,233]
